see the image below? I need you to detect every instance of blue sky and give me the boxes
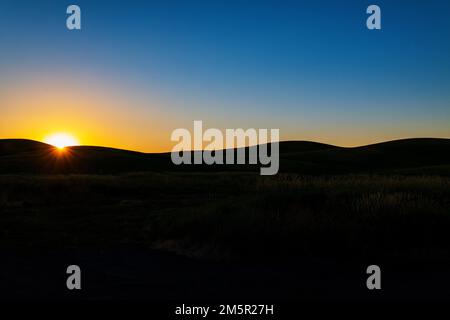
[1,0,449,150]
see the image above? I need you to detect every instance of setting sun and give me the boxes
[44,133,79,149]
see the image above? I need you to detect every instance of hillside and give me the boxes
[0,138,450,174]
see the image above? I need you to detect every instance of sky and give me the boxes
[0,0,449,152]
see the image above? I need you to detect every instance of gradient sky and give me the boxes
[1,0,449,152]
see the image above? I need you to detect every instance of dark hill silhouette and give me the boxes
[0,139,51,156]
[0,138,450,174]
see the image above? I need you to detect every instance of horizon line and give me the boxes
[1,137,450,154]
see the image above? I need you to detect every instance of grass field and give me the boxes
[2,172,449,263]
[2,139,450,299]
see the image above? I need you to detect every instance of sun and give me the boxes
[44,133,79,149]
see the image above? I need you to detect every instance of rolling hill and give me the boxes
[1,138,450,175]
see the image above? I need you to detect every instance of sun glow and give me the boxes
[44,133,79,149]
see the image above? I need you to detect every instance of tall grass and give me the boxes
[1,173,449,261]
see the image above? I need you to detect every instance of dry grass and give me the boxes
[1,173,449,261]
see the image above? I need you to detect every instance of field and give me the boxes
[1,138,450,300]
[2,172,449,263]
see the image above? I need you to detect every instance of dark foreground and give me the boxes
[1,172,450,301]
[2,247,450,301]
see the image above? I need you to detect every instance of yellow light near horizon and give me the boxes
[44,133,79,149]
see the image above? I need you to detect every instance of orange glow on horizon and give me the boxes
[0,74,173,153]
[44,133,79,149]
[2,72,449,153]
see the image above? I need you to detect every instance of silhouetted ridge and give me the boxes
[0,139,51,156]
[0,138,449,174]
